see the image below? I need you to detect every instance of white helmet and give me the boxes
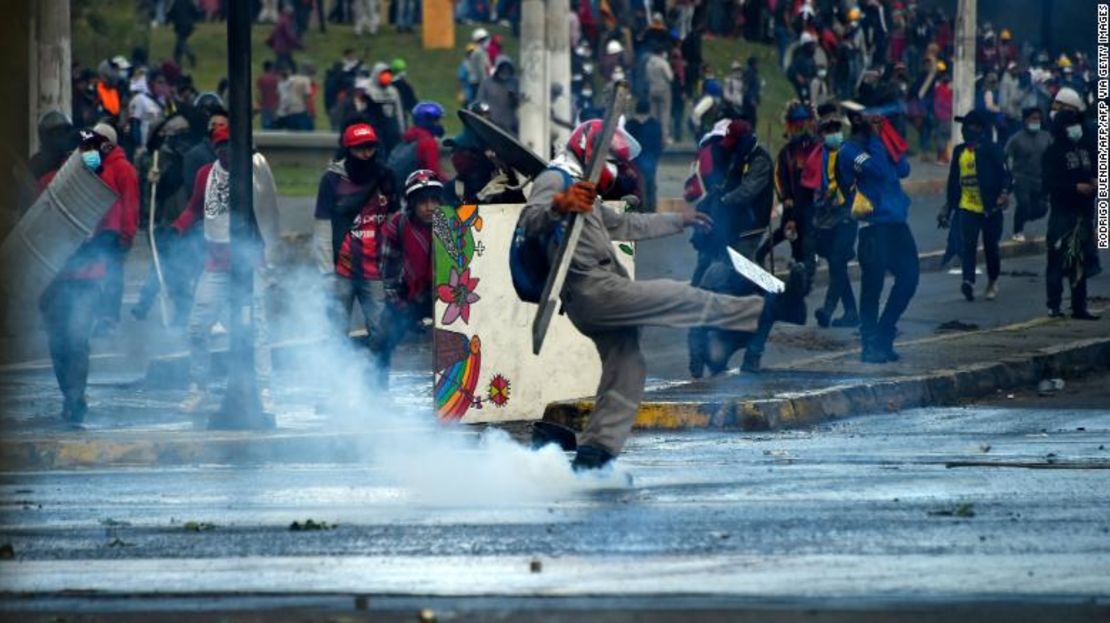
[605,39,624,55]
[471,27,490,42]
[1054,86,1086,112]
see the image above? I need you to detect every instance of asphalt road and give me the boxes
[1,383,1108,620]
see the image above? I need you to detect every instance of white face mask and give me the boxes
[817,68,828,78]
[1066,124,1083,142]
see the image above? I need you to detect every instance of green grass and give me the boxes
[702,36,793,154]
[74,7,796,194]
[270,163,325,198]
[147,21,519,135]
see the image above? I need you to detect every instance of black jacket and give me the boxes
[1042,135,1096,242]
[692,143,773,255]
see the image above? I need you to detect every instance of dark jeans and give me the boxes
[135,227,201,325]
[959,209,1003,285]
[857,222,920,348]
[99,245,128,324]
[816,220,858,318]
[687,252,768,374]
[1046,237,1090,314]
[756,209,817,294]
[173,33,196,67]
[1013,182,1046,234]
[39,279,102,420]
[278,112,314,131]
[639,162,658,212]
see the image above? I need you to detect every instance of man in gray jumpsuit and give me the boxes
[518,121,801,470]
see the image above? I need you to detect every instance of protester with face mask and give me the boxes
[942,110,1011,302]
[1042,110,1099,320]
[172,126,275,413]
[837,103,919,364]
[40,124,139,424]
[313,123,399,393]
[1003,108,1051,242]
[476,56,520,135]
[757,101,821,295]
[804,105,859,329]
[686,119,781,376]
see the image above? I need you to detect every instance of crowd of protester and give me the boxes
[23,0,1101,423]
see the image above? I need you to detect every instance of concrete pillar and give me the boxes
[519,0,549,157]
[28,0,71,156]
[422,0,455,50]
[546,0,572,151]
[951,0,976,146]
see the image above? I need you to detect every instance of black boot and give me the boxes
[532,421,578,451]
[1072,309,1101,321]
[773,265,808,326]
[880,334,901,362]
[860,336,889,364]
[740,351,761,373]
[815,308,832,328]
[572,444,615,471]
[961,281,974,302]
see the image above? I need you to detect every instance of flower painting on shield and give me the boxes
[436,267,480,325]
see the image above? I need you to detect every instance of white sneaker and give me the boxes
[1012,233,1026,242]
[180,384,207,413]
[985,282,998,301]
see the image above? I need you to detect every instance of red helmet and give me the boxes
[342,123,378,148]
[566,119,642,167]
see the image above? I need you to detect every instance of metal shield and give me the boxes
[0,152,119,317]
[457,109,549,179]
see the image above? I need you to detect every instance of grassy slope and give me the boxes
[77,13,792,196]
[148,22,520,134]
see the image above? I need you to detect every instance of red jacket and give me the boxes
[402,125,442,178]
[97,147,140,247]
[63,147,139,280]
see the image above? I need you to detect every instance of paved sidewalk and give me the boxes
[1,247,1105,469]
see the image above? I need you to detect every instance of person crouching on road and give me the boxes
[943,109,1011,302]
[378,169,439,384]
[686,119,780,376]
[1042,110,1100,321]
[804,104,859,329]
[174,126,275,413]
[519,120,807,471]
[313,123,399,391]
[837,103,919,364]
[41,124,139,425]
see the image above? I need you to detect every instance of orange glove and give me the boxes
[552,181,598,215]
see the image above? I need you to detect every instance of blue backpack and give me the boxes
[509,167,574,303]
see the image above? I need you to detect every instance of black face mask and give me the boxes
[346,154,377,183]
[963,126,983,143]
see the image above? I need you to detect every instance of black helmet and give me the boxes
[37,110,77,153]
[193,92,226,118]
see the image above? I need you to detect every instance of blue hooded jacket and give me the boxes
[836,133,911,224]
